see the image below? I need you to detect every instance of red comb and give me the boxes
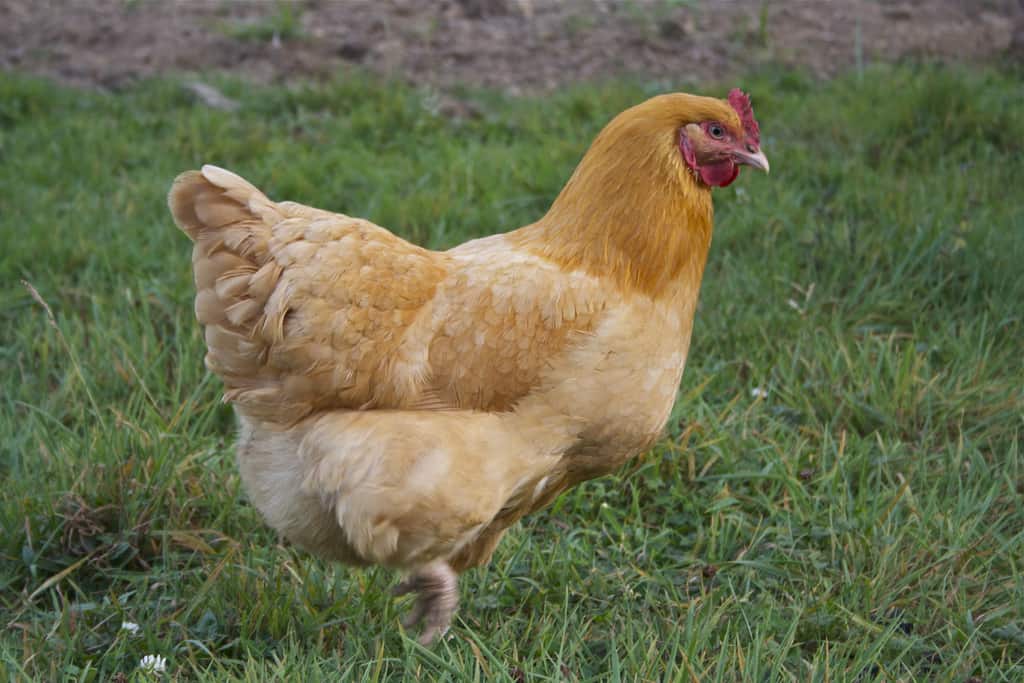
[728,88,760,147]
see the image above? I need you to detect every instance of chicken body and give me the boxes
[170,90,767,643]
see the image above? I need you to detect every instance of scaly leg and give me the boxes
[392,560,459,645]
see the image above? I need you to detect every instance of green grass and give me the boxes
[218,1,304,44]
[1,64,1022,681]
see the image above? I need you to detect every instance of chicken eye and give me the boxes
[708,124,725,140]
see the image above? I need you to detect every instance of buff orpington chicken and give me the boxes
[169,88,767,644]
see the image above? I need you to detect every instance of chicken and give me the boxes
[168,88,767,644]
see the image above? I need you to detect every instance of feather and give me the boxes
[167,87,767,644]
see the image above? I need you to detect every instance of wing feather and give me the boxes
[170,167,607,422]
[169,165,449,423]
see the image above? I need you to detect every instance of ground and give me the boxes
[2,0,1022,92]
[1,2,1023,682]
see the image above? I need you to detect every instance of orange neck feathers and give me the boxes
[511,96,720,300]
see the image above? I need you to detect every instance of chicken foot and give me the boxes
[393,560,459,645]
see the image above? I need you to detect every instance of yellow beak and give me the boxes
[733,147,770,174]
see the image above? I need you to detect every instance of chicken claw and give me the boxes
[392,561,459,645]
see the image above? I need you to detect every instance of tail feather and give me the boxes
[169,164,450,423]
[169,165,310,421]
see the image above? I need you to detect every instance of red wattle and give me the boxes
[679,131,739,188]
[699,161,739,187]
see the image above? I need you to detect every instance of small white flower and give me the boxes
[120,621,140,635]
[139,654,167,674]
[751,387,769,399]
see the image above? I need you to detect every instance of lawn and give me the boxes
[1,64,1022,681]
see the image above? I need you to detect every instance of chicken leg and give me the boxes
[393,561,459,645]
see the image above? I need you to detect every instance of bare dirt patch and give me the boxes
[1,0,1021,93]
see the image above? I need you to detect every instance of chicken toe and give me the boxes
[393,561,459,645]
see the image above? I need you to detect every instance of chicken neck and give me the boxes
[509,124,715,301]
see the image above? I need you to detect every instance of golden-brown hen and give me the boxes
[169,89,767,644]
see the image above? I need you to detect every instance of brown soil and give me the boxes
[1,1,1021,93]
